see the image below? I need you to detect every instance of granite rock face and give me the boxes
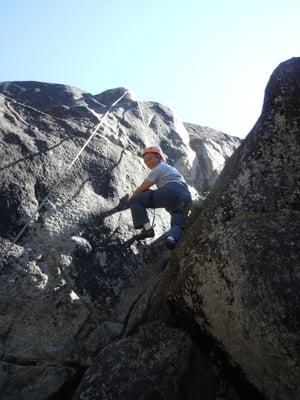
[1,55,298,400]
[0,360,77,400]
[185,123,241,194]
[73,322,192,400]
[162,57,300,400]
[0,80,240,399]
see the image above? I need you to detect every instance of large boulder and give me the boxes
[185,123,241,194]
[160,57,300,400]
[0,80,239,398]
[73,322,192,400]
[0,360,77,400]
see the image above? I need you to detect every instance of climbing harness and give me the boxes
[4,90,129,258]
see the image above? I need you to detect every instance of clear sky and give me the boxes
[1,0,299,138]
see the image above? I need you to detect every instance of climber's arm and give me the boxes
[131,179,154,198]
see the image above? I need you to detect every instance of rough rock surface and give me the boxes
[159,57,300,400]
[185,123,241,194]
[73,322,192,400]
[0,360,77,400]
[0,80,240,399]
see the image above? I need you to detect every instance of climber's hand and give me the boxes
[117,193,130,210]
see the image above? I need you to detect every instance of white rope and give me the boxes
[5,90,129,256]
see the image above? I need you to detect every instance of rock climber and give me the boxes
[128,146,192,250]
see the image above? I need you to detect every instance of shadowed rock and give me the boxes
[73,322,192,400]
[159,57,300,400]
[0,79,240,398]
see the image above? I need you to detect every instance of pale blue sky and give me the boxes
[1,0,299,138]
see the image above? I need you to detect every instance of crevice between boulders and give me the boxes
[47,362,88,400]
[166,299,267,400]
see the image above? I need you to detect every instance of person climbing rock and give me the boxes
[129,146,192,250]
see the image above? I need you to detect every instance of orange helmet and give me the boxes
[142,146,166,161]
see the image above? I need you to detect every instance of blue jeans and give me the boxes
[129,182,192,241]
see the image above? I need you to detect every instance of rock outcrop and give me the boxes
[185,123,241,194]
[4,55,298,399]
[157,57,300,400]
[74,322,192,400]
[0,80,240,399]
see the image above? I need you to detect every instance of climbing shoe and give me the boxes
[165,236,177,250]
[134,227,155,241]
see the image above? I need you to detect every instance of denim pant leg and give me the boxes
[129,190,152,229]
[167,212,186,241]
[166,189,192,241]
[129,185,180,229]
[129,183,191,235]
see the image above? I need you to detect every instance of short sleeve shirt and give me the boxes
[147,162,187,188]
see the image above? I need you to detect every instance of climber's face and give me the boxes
[143,153,161,170]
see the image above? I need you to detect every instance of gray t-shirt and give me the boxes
[147,161,187,188]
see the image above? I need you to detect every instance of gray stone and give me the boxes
[70,235,93,256]
[73,322,192,400]
[0,360,77,400]
[0,78,241,398]
[162,57,300,400]
[185,123,241,193]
